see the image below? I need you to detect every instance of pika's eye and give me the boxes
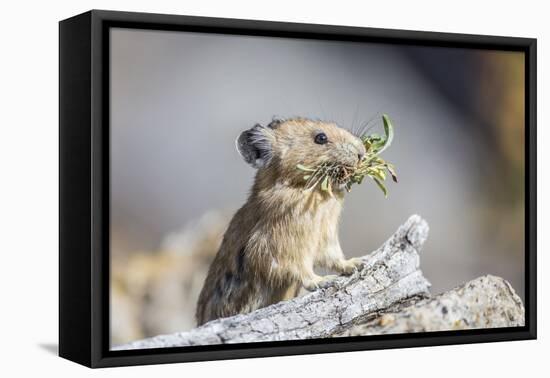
[314,132,328,145]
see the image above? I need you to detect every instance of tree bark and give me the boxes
[113,215,524,351]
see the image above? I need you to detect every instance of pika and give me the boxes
[196,118,366,325]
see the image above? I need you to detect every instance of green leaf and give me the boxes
[321,176,329,191]
[386,164,398,183]
[375,114,394,155]
[367,167,385,181]
[296,164,316,172]
[373,177,388,197]
[369,133,381,140]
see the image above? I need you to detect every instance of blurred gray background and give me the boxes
[109,28,525,346]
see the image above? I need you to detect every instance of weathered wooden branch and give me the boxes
[335,274,524,337]
[114,215,524,350]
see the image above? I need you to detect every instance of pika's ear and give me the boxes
[236,124,273,169]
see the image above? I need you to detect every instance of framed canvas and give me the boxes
[59,9,537,368]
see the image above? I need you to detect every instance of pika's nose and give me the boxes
[358,152,365,162]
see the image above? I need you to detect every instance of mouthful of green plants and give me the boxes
[297,114,398,197]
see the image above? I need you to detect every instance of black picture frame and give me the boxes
[59,9,537,368]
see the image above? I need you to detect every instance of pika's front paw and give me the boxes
[303,274,339,291]
[338,257,365,275]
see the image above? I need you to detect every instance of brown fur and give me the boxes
[195,118,366,325]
